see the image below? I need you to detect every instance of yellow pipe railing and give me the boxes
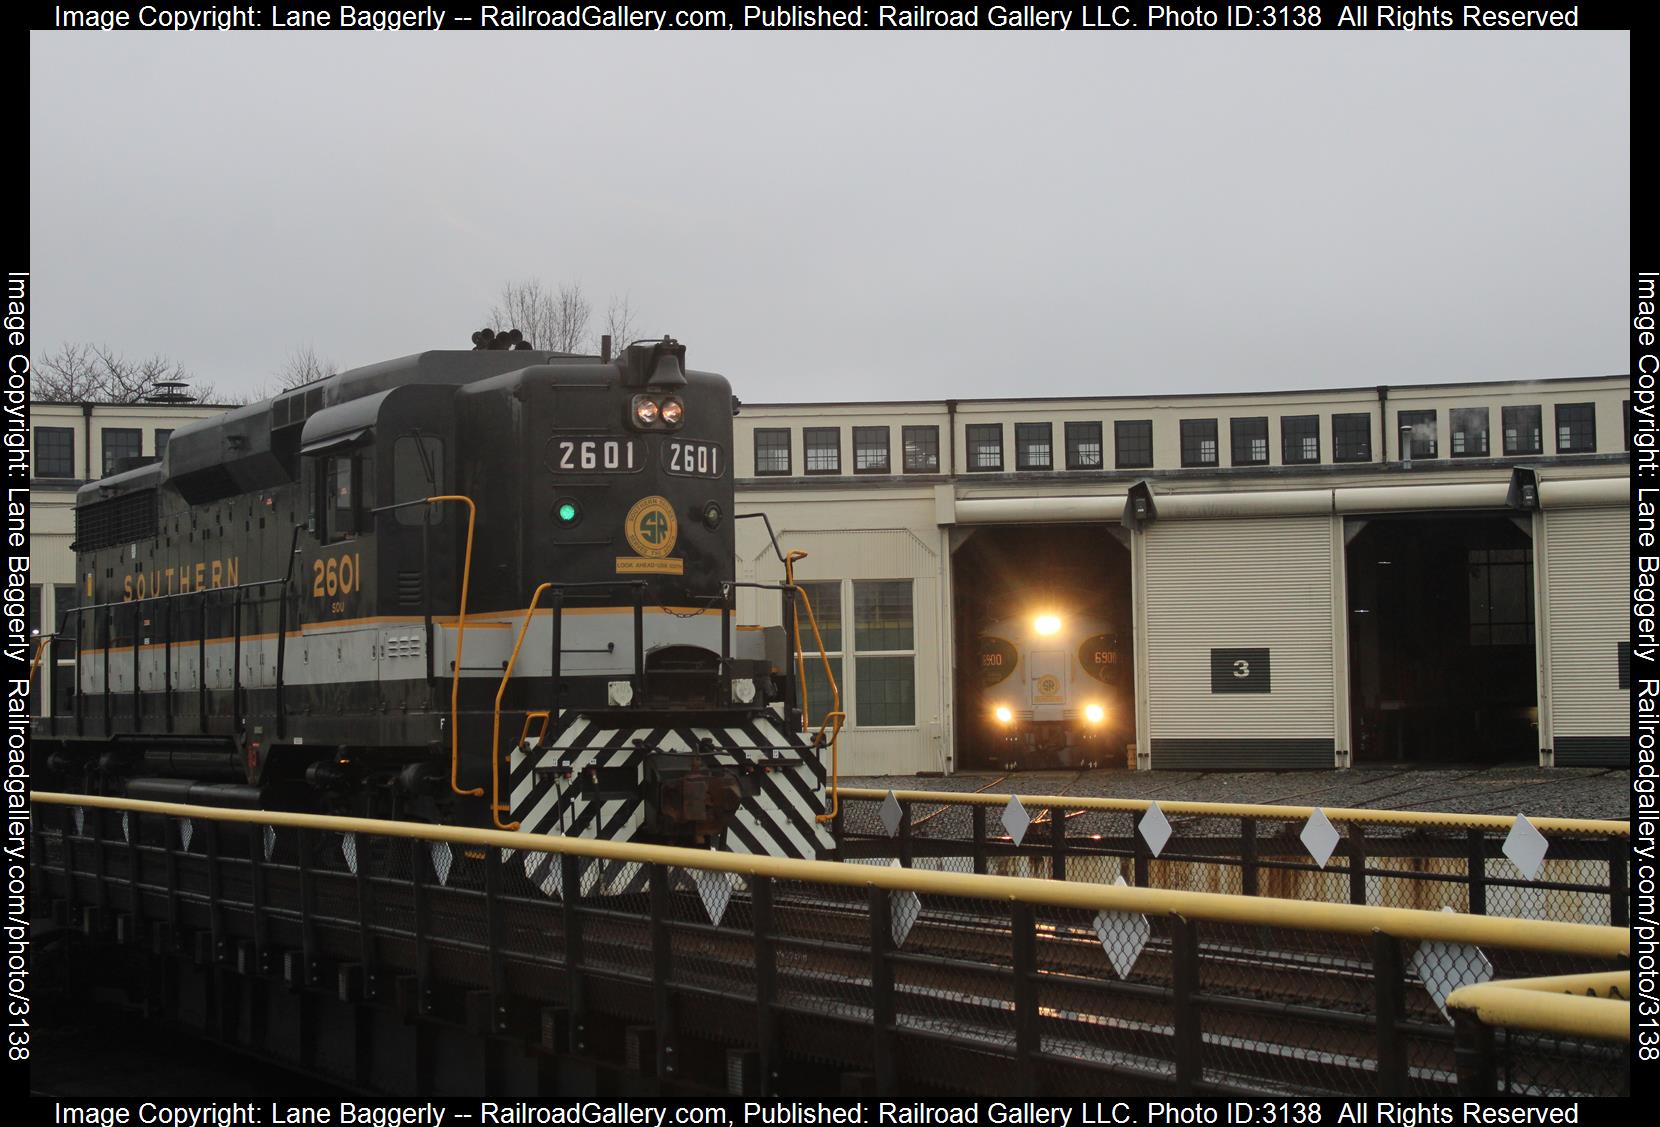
[836,786,1629,838]
[1447,971,1630,1042]
[488,582,558,831]
[36,791,1628,960]
[28,636,51,685]
[782,550,843,823]
[424,495,482,799]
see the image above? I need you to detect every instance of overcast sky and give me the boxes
[30,30,1628,403]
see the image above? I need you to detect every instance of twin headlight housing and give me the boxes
[631,394,685,430]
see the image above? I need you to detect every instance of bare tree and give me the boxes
[275,344,339,390]
[487,278,593,353]
[33,342,216,403]
[597,293,639,358]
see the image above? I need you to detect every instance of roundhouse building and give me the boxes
[731,375,1631,775]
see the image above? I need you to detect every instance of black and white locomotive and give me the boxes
[976,610,1128,769]
[33,333,834,861]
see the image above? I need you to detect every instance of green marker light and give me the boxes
[557,502,578,523]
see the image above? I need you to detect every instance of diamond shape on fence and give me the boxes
[263,824,276,861]
[431,841,454,886]
[1138,803,1171,858]
[1003,795,1031,847]
[1093,876,1149,979]
[892,889,920,948]
[692,868,739,926]
[342,833,358,875]
[1412,911,1493,1020]
[121,812,130,844]
[72,807,84,837]
[879,790,904,837]
[179,817,193,853]
[500,848,515,864]
[1503,814,1549,881]
[1301,807,1341,869]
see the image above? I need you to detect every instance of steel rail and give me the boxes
[837,786,1630,837]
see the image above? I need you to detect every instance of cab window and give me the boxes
[313,451,375,542]
[393,435,444,525]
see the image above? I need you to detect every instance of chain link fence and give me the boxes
[836,790,1627,926]
[32,794,1629,1097]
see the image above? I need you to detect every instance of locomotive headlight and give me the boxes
[1084,703,1105,725]
[731,677,757,704]
[994,705,1014,725]
[1035,614,1062,636]
[607,681,635,707]
[660,397,684,426]
[633,396,660,426]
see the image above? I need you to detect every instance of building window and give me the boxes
[1230,417,1268,466]
[1501,406,1541,455]
[34,427,75,478]
[902,426,939,473]
[804,427,841,474]
[1281,415,1320,465]
[794,580,843,730]
[1398,410,1437,459]
[1115,420,1153,469]
[753,428,791,475]
[966,424,1003,472]
[853,426,890,474]
[1468,548,1533,646]
[1332,413,1371,463]
[1450,408,1489,457]
[1180,419,1218,467]
[154,428,173,456]
[101,428,142,475]
[853,580,915,727]
[1555,402,1596,453]
[1015,422,1053,471]
[52,584,78,659]
[1065,421,1103,470]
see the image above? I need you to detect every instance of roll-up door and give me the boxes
[1143,515,1338,769]
[1542,506,1628,765]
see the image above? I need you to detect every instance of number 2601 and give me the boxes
[313,553,362,599]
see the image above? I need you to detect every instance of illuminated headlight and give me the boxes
[1084,703,1105,724]
[607,680,635,707]
[731,677,757,704]
[994,706,1013,725]
[660,397,684,426]
[633,397,660,426]
[1035,614,1061,636]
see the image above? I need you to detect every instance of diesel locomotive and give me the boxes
[33,333,835,862]
[976,610,1128,769]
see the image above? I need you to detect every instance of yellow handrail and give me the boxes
[28,636,51,685]
[1447,972,1629,1042]
[489,582,558,830]
[426,495,482,799]
[782,550,842,823]
[834,786,1630,838]
[35,790,1630,960]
